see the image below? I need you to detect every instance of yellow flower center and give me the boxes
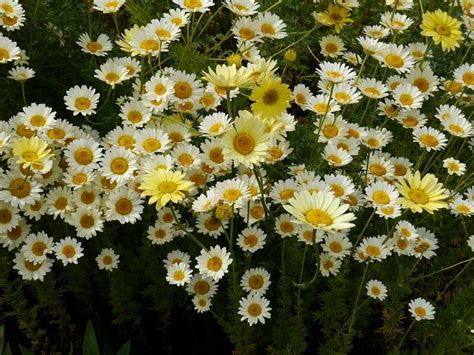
[399,94,414,106]
[80,215,95,228]
[448,124,464,135]
[207,256,222,272]
[371,287,381,296]
[261,23,276,35]
[155,29,171,39]
[248,275,264,289]
[385,54,404,68]
[75,97,91,111]
[419,134,439,147]
[403,116,418,127]
[327,155,342,166]
[233,133,255,155]
[305,209,333,226]
[22,151,38,162]
[30,115,46,127]
[102,255,113,265]
[55,197,68,210]
[127,110,142,123]
[204,217,220,231]
[366,245,381,257]
[329,241,342,253]
[209,148,224,163]
[9,178,31,198]
[154,83,167,96]
[279,189,294,200]
[414,306,427,317]
[140,39,160,51]
[394,164,407,176]
[413,78,429,92]
[86,41,102,53]
[105,72,120,83]
[32,241,47,256]
[209,123,223,134]
[178,153,194,166]
[0,48,10,61]
[174,81,193,99]
[173,270,185,281]
[47,128,66,140]
[280,221,294,233]
[323,124,339,138]
[364,87,381,97]
[409,189,429,204]
[115,198,133,215]
[369,163,387,176]
[244,234,258,247]
[435,24,451,36]
[74,148,93,165]
[247,303,262,317]
[250,205,264,219]
[239,28,255,40]
[159,181,177,193]
[323,259,334,270]
[194,280,210,295]
[62,245,76,258]
[262,89,279,105]
[330,184,344,197]
[0,209,12,223]
[372,191,390,205]
[462,72,474,85]
[223,188,242,202]
[184,0,202,9]
[110,157,129,174]
[25,260,42,271]
[325,43,338,53]
[143,138,161,152]
[397,239,408,249]
[72,173,88,185]
[456,205,471,214]
[7,225,22,240]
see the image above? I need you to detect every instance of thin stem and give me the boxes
[170,205,207,250]
[270,26,317,59]
[436,260,472,301]
[414,257,474,280]
[112,13,120,34]
[196,5,224,40]
[347,262,370,337]
[396,320,415,350]
[353,210,375,249]
[20,83,27,105]
[296,245,308,317]
[281,238,286,277]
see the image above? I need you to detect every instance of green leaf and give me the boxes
[3,343,12,355]
[116,340,131,355]
[83,320,100,355]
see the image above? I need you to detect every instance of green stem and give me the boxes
[20,83,27,105]
[353,210,375,249]
[196,5,224,39]
[170,205,207,250]
[296,245,308,317]
[396,320,415,350]
[347,262,370,337]
[270,26,317,59]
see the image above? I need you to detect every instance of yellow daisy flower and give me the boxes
[249,77,292,119]
[314,4,353,33]
[420,10,464,52]
[11,136,53,170]
[395,171,449,214]
[140,170,194,209]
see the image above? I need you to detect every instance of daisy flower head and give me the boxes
[76,33,112,56]
[193,295,212,313]
[100,146,137,185]
[147,221,175,245]
[196,245,233,281]
[393,83,424,109]
[365,181,399,207]
[320,253,342,277]
[442,116,473,138]
[8,66,34,82]
[420,9,464,52]
[366,279,388,301]
[363,25,390,39]
[449,197,474,217]
[374,44,415,73]
[136,128,170,155]
[320,35,345,58]
[11,136,53,171]
[293,84,314,109]
[238,294,271,326]
[237,226,266,253]
[323,144,353,168]
[357,235,392,262]
[166,262,192,286]
[256,12,287,40]
[70,207,104,239]
[96,248,120,271]
[105,187,143,224]
[454,63,474,89]
[249,77,292,119]
[94,60,128,88]
[0,34,20,63]
[283,190,355,232]
[0,201,19,234]
[147,19,181,42]
[1,218,30,251]
[316,61,356,83]
[358,78,389,99]
[64,85,100,116]
[173,0,215,13]
[0,170,42,208]
[413,126,448,151]
[380,11,414,32]
[408,298,435,320]
[322,232,352,259]
[54,237,84,266]
[20,231,53,264]
[224,0,260,16]
[140,169,194,209]
[119,99,151,127]
[443,157,466,176]
[406,66,440,97]
[240,267,271,295]
[13,252,53,281]
[307,95,340,116]
[395,171,448,214]
[202,64,252,91]
[18,103,56,131]
[163,9,190,27]
[221,111,270,167]
[314,4,353,33]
